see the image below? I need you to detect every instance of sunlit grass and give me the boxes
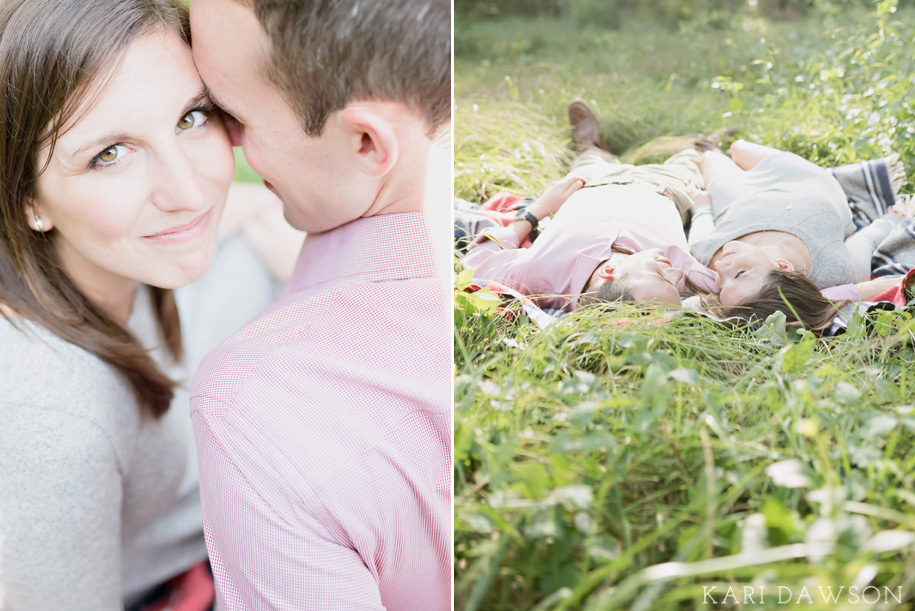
[455,6,915,610]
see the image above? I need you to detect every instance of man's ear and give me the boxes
[339,107,399,178]
[597,264,615,281]
[775,258,795,272]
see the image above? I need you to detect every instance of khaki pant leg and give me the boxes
[568,147,629,183]
[627,148,704,226]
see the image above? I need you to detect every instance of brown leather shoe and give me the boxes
[568,98,605,151]
[693,127,738,154]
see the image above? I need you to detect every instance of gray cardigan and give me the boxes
[0,236,280,610]
[690,152,898,288]
[0,287,207,610]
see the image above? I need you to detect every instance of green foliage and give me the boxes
[456,3,915,609]
[457,0,890,27]
[233,147,262,183]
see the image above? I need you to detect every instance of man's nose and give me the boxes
[665,267,684,285]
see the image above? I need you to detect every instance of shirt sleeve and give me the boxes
[0,406,123,611]
[844,217,900,280]
[458,226,525,283]
[821,283,860,302]
[687,205,716,247]
[192,412,386,611]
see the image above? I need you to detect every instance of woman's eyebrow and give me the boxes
[68,89,210,159]
[69,131,131,159]
[182,89,212,113]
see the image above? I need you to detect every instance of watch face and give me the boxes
[517,209,538,224]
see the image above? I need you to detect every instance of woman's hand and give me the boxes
[883,205,906,221]
[687,184,712,210]
[529,175,586,220]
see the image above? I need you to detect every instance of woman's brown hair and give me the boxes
[707,269,842,331]
[0,0,191,418]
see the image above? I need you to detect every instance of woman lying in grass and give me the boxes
[690,139,905,328]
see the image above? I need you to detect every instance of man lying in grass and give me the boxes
[460,99,718,310]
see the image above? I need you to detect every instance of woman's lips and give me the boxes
[143,210,211,244]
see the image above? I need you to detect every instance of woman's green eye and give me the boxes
[98,147,118,162]
[177,110,208,132]
[177,112,196,130]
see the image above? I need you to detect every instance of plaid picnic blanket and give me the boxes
[454,194,543,255]
[829,153,905,230]
[871,194,915,277]
[828,155,915,279]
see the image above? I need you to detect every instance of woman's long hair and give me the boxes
[707,269,842,331]
[0,0,191,418]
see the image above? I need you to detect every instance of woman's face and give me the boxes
[32,28,234,304]
[713,240,779,306]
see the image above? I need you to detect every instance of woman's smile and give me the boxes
[143,208,213,244]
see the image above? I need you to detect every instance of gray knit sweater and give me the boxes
[0,288,207,611]
[690,152,898,288]
[0,236,280,611]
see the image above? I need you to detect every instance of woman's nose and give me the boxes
[152,148,207,213]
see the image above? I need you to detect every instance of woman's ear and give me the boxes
[339,107,399,178]
[25,200,52,232]
[775,258,795,272]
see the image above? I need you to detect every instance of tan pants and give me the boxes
[568,147,704,227]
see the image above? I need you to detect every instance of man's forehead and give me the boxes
[190,0,265,64]
[190,0,269,108]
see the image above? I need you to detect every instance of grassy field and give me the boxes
[454,3,915,609]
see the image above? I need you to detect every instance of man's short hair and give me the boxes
[579,274,632,306]
[236,0,450,137]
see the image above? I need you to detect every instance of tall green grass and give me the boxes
[455,3,915,609]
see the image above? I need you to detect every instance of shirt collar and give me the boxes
[287,212,437,293]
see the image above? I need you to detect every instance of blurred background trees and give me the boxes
[457,0,914,28]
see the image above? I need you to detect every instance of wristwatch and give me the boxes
[513,208,541,240]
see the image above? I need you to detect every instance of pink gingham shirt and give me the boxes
[461,185,719,310]
[190,212,452,611]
